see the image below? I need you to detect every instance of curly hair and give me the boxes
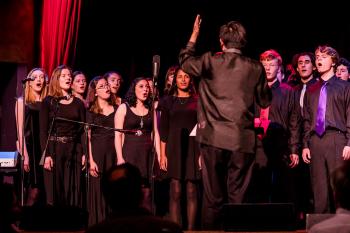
[124,77,152,108]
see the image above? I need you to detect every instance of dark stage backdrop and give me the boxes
[74,0,350,95]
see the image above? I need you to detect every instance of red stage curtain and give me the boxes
[40,0,81,76]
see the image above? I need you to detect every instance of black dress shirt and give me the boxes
[179,43,272,153]
[303,76,350,148]
[257,80,300,155]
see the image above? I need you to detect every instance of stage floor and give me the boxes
[23,231,307,233]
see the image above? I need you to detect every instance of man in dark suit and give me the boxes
[86,163,182,233]
[302,45,350,213]
[179,15,272,229]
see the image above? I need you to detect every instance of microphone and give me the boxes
[22,77,34,84]
[152,55,160,79]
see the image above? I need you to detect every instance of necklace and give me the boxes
[136,107,144,129]
[178,96,189,105]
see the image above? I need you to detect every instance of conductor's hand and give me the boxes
[190,14,202,43]
[89,160,99,177]
[160,155,167,171]
[44,156,53,171]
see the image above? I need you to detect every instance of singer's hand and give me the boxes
[160,155,167,171]
[89,160,99,177]
[302,148,311,164]
[289,154,299,168]
[24,155,30,172]
[81,155,86,170]
[190,14,201,43]
[44,156,53,171]
[117,157,125,165]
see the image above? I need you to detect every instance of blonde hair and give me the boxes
[48,65,72,97]
[24,68,48,104]
[260,49,283,65]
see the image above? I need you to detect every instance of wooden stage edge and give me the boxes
[23,231,307,233]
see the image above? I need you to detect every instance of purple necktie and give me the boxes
[315,82,327,136]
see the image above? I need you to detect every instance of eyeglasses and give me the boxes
[96,84,110,89]
[262,63,279,68]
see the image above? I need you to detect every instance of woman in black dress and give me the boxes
[15,68,48,205]
[40,65,86,207]
[159,68,200,230]
[86,76,117,225]
[72,71,88,106]
[114,77,153,211]
[104,71,123,106]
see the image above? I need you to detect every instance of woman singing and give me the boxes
[15,68,48,205]
[114,77,153,211]
[86,76,117,225]
[40,65,86,207]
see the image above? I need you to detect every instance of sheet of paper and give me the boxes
[189,124,197,136]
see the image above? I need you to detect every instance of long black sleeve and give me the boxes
[159,97,170,143]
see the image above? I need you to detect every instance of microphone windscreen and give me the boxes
[153,55,160,64]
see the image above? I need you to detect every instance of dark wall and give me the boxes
[74,0,350,93]
[0,0,36,65]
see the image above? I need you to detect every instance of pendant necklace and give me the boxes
[138,107,144,129]
[178,95,190,105]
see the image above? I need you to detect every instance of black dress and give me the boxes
[122,104,153,183]
[24,102,44,191]
[40,96,85,207]
[159,95,200,181]
[87,108,117,225]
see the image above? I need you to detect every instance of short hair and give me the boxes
[102,163,143,211]
[331,161,350,210]
[219,21,246,49]
[260,49,283,65]
[315,45,339,65]
[292,52,316,70]
[338,57,350,71]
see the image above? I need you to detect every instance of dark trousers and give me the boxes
[44,141,82,207]
[200,144,254,230]
[309,131,346,213]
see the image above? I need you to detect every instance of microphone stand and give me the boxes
[39,98,60,205]
[19,82,27,206]
[39,100,60,166]
[150,74,159,215]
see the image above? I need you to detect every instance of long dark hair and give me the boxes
[168,67,196,96]
[125,77,152,108]
[86,76,116,113]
